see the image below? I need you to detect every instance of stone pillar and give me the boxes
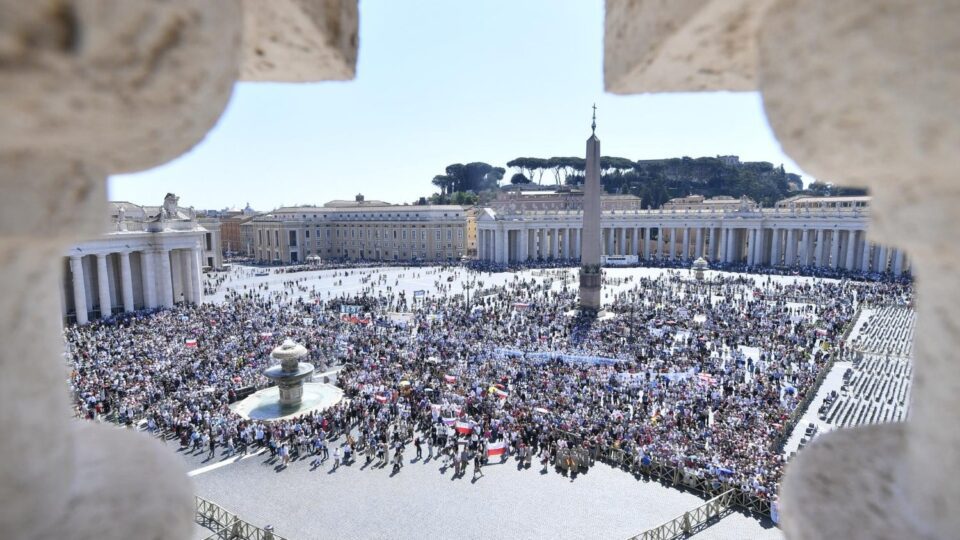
[845,231,858,271]
[747,228,756,266]
[158,250,174,308]
[799,228,809,266]
[771,229,781,266]
[518,227,528,262]
[682,227,690,261]
[813,229,824,267]
[140,252,156,308]
[695,227,704,259]
[552,228,560,259]
[632,227,639,256]
[861,242,872,272]
[539,228,547,259]
[119,251,135,312]
[497,228,508,263]
[96,254,111,319]
[725,228,734,263]
[876,245,888,274]
[785,228,796,266]
[190,247,202,304]
[69,256,88,325]
[657,228,664,260]
[643,228,651,260]
[829,230,841,269]
[181,251,195,305]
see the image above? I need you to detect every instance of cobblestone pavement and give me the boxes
[188,448,782,540]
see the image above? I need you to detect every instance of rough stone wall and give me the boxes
[0,1,357,538]
[604,0,960,537]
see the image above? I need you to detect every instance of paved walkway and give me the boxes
[191,448,781,540]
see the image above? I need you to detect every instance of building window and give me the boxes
[258,230,263,245]
[288,230,297,247]
[305,230,310,238]
[435,230,441,241]
[274,230,279,246]
[446,230,452,241]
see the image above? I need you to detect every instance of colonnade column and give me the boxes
[538,228,547,259]
[518,227,528,262]
[682,228,690,261]
[643,228,651,260]
[829,230,841,269]
[695,227,704,259]
[140,252,156,308]
[631,227,639,256]
[892,249,904,276]
[190,247,202,304]
[876,245,888,274]
[861,242,872,272]
[785,229,796,266]
[656,228,664,260]
[158,249,174,308]
[96,254,111,318]
[617,227,625,256]
[69,256,88,325]
[747,229,755,266]
[551,228,559,259]
[119,251,135,312]
[813,229,824,266]
[181,251,195,305]
[771,229,781,266]
[845,231,858,271]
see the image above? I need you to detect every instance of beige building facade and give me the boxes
[477,192,907,275]
[245,195,467,264]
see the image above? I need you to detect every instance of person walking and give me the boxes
[332,446,341,471]
[472,454,484,480]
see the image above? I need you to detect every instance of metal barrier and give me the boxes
[599,445,772,519]
[195,496,285,540]
[627,489,735,540]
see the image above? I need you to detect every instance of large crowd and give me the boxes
[65,263,913,507]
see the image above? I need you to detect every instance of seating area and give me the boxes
[818,307,916,432]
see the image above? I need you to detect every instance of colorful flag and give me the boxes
[444,374,457,384]
[487,440,507,457]
[374,394,389,404]
[441,417,457,426]
[455,421,474,435]
[185,339,197,348]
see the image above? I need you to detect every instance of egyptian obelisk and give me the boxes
[579,105,602,311]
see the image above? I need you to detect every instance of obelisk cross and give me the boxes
[591,103,597,135]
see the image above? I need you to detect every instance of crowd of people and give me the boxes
[66,262,913,511]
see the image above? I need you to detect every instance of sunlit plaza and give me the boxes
[3,1,955,540]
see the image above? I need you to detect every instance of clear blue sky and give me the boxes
[109,0,808,211]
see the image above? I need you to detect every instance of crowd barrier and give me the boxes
[627,489,735,540]
[598,445,773,519]
[195,496,285,540]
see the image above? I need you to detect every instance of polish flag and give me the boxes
[259,332,273,339]
[185,339,198,348]
[444,374,457,384]
[455,421,474,435]
[374,394,389,404]
[442,417,457,426]
[487,440,507,457]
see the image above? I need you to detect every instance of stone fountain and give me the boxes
[230,338,343,421]
[263,339,314,408]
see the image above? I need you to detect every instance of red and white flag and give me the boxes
[442,417,457,426]
[374,393,389,404]
[444,374,457,384]
[455,421,474,435]
[493,388,509,399]
[259,332,273,340]
[185,339,198,348]
[487,440,507,457]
